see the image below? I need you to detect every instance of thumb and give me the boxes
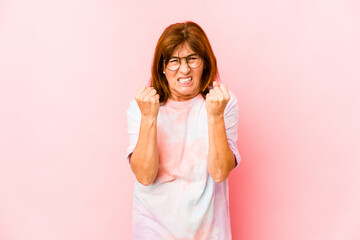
[213,81,220,88]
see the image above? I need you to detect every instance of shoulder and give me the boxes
[228,90,238,103]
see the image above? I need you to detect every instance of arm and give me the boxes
[207,114,236,182]
[206,82,236,182]
[129,86,160,186]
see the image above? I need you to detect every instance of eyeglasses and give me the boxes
[163,54,202,71]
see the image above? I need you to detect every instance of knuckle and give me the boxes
[152,97,159,104]
[137,86,145,92]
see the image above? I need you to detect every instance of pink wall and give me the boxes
[0,0,359,239]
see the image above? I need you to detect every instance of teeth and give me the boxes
[178,77,192,83]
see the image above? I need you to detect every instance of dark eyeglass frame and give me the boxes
[162,53,203,71]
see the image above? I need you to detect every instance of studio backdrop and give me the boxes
[0,0,359,239]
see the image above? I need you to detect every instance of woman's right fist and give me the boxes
[135,86,160,118]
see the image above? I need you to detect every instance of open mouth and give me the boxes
[177,77,193,86]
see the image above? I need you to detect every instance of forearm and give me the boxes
[207,114,235,182]
[130,116,159,185]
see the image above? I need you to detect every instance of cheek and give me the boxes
[196,69,204,81]
[165,72,176,82]
[168,76,179,87]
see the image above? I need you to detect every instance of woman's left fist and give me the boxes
[205,81,230,116]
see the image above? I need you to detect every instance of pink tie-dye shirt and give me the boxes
[126,91,241,240]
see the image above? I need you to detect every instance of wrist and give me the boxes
[207,114,224,122]
[141,115,157,124]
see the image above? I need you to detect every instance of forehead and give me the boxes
[171,42,195,57]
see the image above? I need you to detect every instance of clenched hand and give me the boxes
[135,86,160,118]
[205,81,230,117]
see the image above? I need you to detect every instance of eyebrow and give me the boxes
[170,53,197,58]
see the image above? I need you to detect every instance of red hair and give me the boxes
[151,21,219,104]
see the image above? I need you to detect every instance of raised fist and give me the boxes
[205,81,230,117]
[135,86,160,118]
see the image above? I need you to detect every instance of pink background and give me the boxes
[1,0,359,239]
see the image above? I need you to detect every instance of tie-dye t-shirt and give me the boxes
[126,91,241,240]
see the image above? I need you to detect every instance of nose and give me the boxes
[179,59,191,74]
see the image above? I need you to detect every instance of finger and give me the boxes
[142,87,152,97]
[206,93,211,100]
[213,81,220,88]
[206,93,218,102]
[208,88,221,101]
[144,90,159,102]
[137,88,152,101]
[211,95,220,101]
[136,86,147,97]
[146,89,157,97]
[213,86,223,96]
[138,86,146,92]
[150,94,160,103]
[220,84,230,99]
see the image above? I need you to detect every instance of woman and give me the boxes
[126,21,241,240]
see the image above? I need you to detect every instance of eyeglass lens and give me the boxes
[166,54,202,71]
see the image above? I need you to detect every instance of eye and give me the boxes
[169,58,179,63]
[188,54,199,60]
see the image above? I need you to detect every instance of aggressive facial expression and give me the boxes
[163,42,204,101]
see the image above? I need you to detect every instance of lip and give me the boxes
[177,76,193,87]
[177,76,192,80]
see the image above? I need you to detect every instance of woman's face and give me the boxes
[163,42,204,101]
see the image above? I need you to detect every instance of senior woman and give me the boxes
[126,21,241,240]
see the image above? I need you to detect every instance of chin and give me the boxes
[183,91,199,99]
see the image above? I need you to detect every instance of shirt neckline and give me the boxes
[165,94,203,108]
